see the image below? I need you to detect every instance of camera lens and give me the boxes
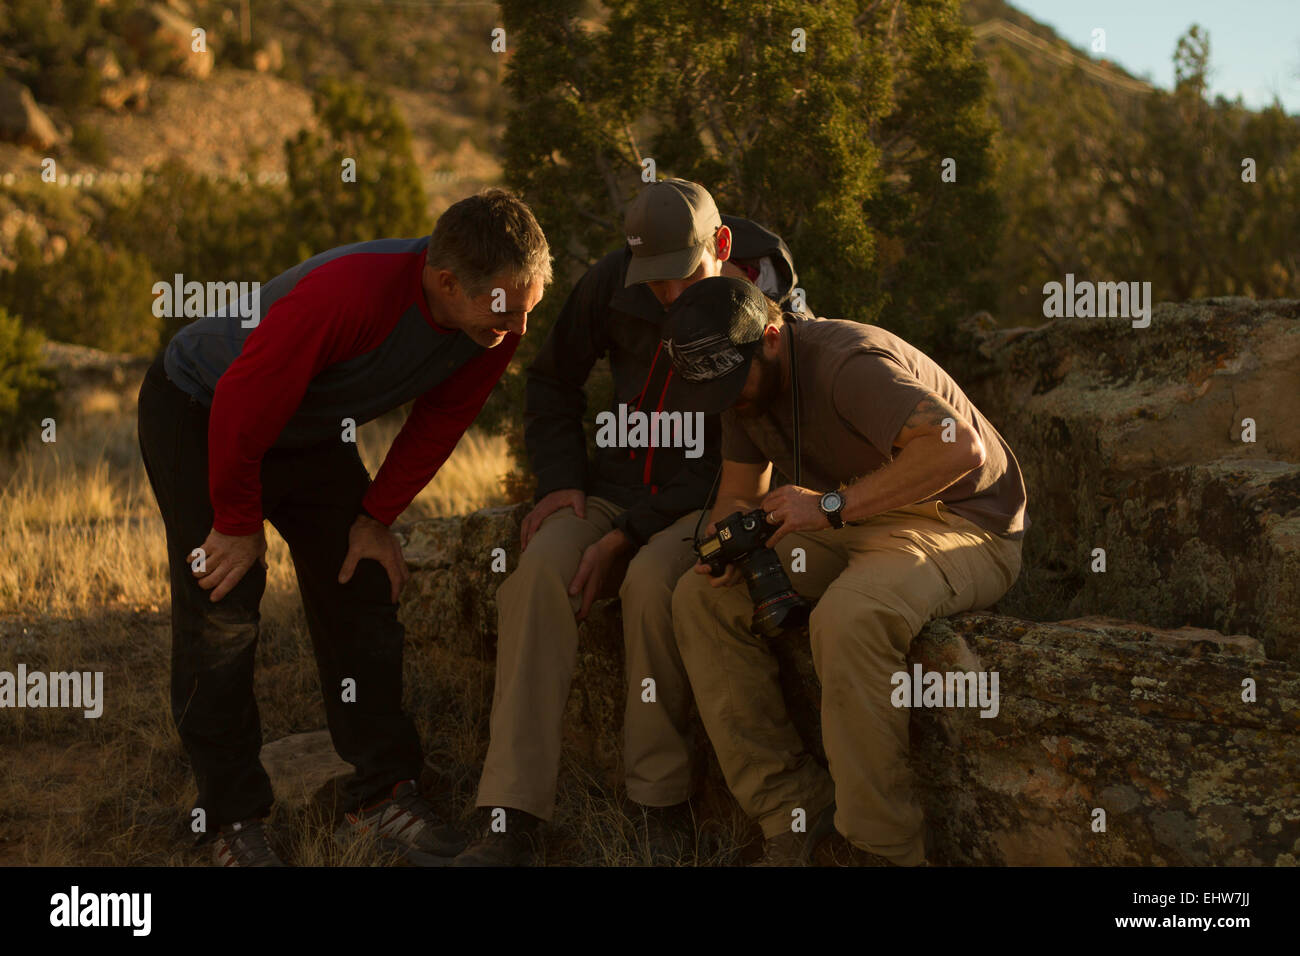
[740,547,810,637]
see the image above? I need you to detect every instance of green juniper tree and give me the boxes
[982,21,1300,319]
[1103,26,1300,301]
[0,229,159,355]
[500,0,996,340]
[491,0,999,477]
[283,79,428,263]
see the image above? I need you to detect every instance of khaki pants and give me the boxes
[476,497,704,820]
[671,501,1022,865]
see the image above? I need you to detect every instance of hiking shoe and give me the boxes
[751,802,837,867]
[635,801,696,865]
[451,808,541,867]
[212,819,286,867]
[335,779,468,866]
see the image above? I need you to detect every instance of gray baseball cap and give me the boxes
[623,179,722,287]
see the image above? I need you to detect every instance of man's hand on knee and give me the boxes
[521,489,586,551]
[192,528,268,602]
[338,514,409,603]
[569,529,631,620]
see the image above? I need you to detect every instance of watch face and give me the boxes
[822,491,843,512]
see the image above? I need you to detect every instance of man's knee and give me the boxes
[671,567,717,624]
[496,518,601,632]
[339,556,396,606]
[618,550,675,611]
[501,518,584,597]
[497,550,565,612]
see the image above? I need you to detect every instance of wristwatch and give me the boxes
[819,490,845,529]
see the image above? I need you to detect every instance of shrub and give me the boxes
[0,308,59,453]
[0,229,161,355]
[283,79,428,261]
[70,123,111,166]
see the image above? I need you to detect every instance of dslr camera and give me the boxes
[695,509,810,638]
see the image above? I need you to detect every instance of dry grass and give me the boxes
[0,395,757,866]
[0,399,492,865]
[0,407,509,617]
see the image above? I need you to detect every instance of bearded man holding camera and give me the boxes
[662,277,1029,867]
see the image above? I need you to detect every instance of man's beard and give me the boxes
[736,352,785,417]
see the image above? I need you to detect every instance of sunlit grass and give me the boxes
[0,405,508,615]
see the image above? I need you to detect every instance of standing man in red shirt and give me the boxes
[137,190,551,866]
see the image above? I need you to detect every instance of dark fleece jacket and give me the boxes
[524,216,805,547]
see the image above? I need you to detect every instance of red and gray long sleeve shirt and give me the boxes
[163,236,516,535]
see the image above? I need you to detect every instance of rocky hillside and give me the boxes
[0,0,1162,257]
[0,0,504,252]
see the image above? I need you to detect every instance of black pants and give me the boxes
[136,355,423,830]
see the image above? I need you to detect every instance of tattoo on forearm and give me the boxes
[903,393,961,432]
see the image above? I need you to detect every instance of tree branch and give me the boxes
[593,148,626,220]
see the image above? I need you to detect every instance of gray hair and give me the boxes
[426,188,552,297]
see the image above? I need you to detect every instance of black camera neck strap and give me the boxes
[788,316,802,488]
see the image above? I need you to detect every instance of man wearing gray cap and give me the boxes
[453,180,808,865]
[662,277,1028,867]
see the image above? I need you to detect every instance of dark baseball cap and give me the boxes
[624,179,722,287]
[662,276,770,414]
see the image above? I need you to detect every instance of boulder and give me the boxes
[0,80,62,150]
[252,39,284,75]
[123,3,213,79]
[260,730,352,809]
[398,504,526,659]
[396,504,1300,866]
[100,73,151,112]
[40,341,151,420]
[909,613,1296,866]
[86,47,125,83]
[947,299,1300,663]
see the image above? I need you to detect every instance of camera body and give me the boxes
[695,509,810,637]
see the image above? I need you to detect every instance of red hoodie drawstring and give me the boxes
[642,367,674,493]
[628,342,663,460]
[631,341,663,413]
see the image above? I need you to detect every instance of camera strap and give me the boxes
[788,316,802,487]
[692,462,721,547]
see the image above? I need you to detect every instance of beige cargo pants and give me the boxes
[476,496,704,820]
[671,500,1022,865]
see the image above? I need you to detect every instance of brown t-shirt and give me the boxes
[721,317,1028,538]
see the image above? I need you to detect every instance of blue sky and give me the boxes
[1009,0,1300,112]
